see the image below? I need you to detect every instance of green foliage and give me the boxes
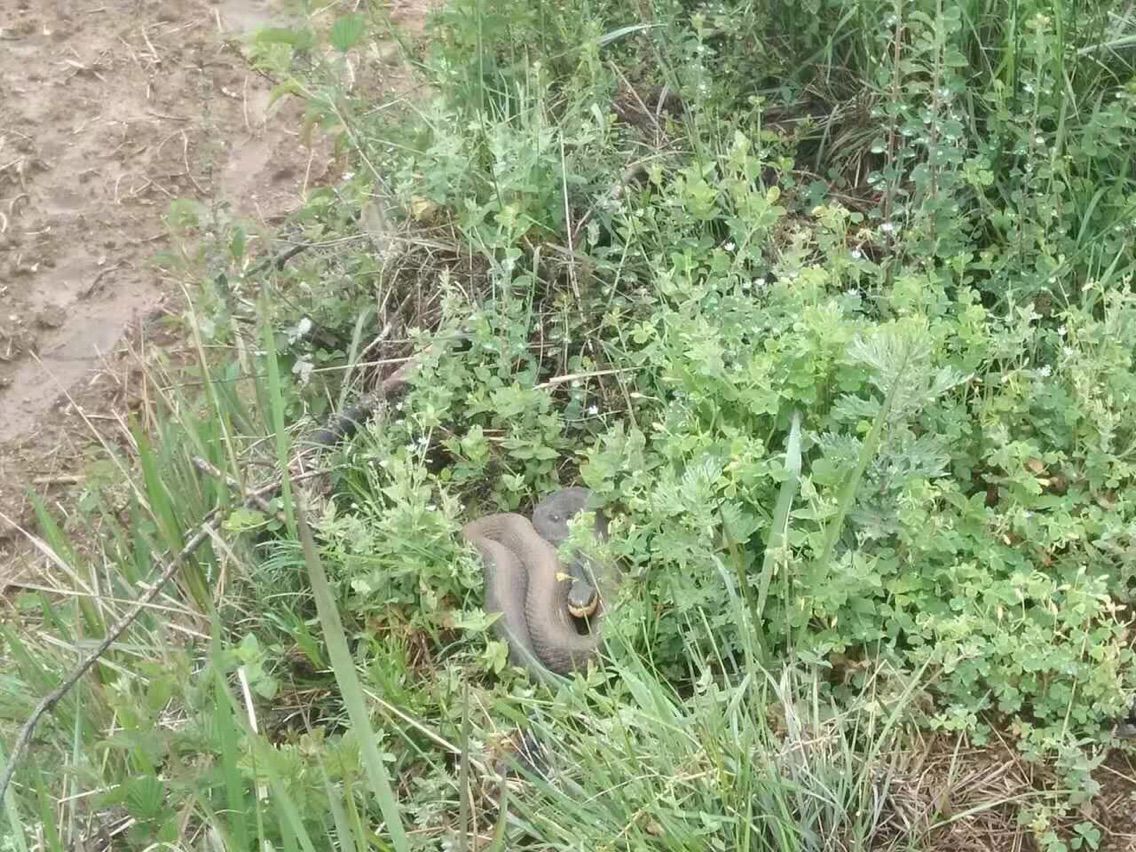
[6,0,1136,849]
[346,0,1136,815]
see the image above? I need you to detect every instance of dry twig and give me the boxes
[0,323,430,802]
[0,522,213,800]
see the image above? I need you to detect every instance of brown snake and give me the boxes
[462,488,614,677]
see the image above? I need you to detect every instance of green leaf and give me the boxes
[483,640,509,674]
[252,26,315,50]
[330,14,365,53]
[122,775,165,821]
[223,506,267,533]
[229,226,247,262]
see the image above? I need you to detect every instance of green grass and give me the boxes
[4,0,1136,848]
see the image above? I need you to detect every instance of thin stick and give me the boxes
[534,367,634,389]
[0,339,430,801]
[0,522,212,800]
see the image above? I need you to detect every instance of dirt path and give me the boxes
[0,0,338,580]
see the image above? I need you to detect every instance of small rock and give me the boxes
[35,305,65,329]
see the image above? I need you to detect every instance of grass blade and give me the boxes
[0,742,29,852]
[209,623,251,850]
[295,496,411,852]
[486,778,509,852]
[261,298,297,536]
[757,411,802,620]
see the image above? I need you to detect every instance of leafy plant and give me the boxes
[6,0,1136,849]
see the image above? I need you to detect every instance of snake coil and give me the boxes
[462,488,614,677]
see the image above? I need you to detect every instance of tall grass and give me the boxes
[0,314,934,848]
[5,0,1136,849]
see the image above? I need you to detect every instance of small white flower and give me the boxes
[292,359,314,385]
[880,222,895,234]
[723,241,736,252]
[586,404,599,416]
[1038,364,1052,377]
[287,316,313,344]
[851,248,863,259]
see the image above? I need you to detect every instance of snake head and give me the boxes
[535,488,606,618]
[532,487,596,541]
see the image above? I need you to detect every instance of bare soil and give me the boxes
[0,0,341,581]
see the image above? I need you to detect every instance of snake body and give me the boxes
[462,488,612,676]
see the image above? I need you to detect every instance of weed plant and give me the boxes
[4,0,1136,849]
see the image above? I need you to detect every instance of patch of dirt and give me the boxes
[868,737,1136,852]
[1098,750,1136,851]
[0,0,340,583]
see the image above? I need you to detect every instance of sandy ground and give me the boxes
[0,0,344,580]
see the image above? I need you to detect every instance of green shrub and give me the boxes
[6,0,1136,848]
[358,0,1136,760]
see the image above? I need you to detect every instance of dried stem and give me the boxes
[0,332,432,803]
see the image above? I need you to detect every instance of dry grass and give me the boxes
[864,738,1136,852]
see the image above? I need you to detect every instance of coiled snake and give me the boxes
[301,377,614,678]
[462,487,613,677]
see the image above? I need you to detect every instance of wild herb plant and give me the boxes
[4,0,1136,849]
